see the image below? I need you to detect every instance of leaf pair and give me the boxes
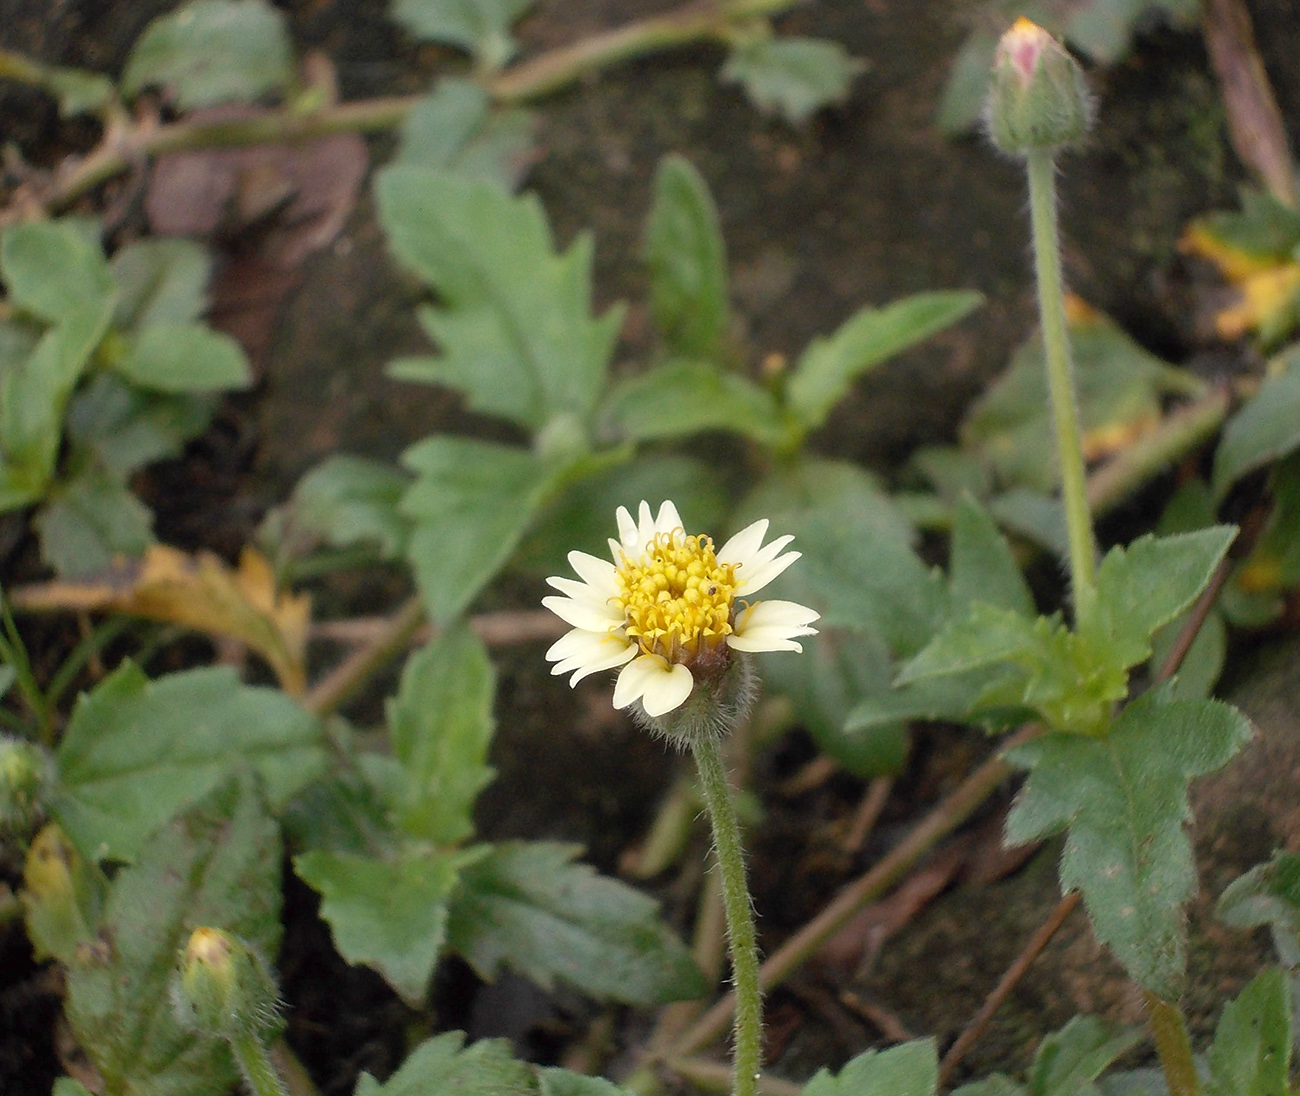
[294,627,704,1007]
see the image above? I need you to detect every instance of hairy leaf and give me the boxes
[53,662,324,862]
[34,468,154,577]
[1029,1015,1142,1096]
[447,841,706,1006]
[379,167,622,431]
[1213,349,1300,498]
[295,845,483,1006]
[721,37,864,125]
[787,291,982,433]
[949,495,1036,620]
[1005,690,1252,997]
[123,0,293,109]
[114,322,250,393]
[387,625,496,844]
[643,155,729,360]
[1206,968,1291,1096]
[65,776,281,1096]
[600,359,786,446]
[65,374,216,477]
[400,437,558,622]
[390,0,537,68]
[355,1032,534,1096]
[395,80,535,190]
[802,1038,938,1096]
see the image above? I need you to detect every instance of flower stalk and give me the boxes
[691,733,763,1096]
[1026,146,1098,625]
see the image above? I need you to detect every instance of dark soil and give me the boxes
[2,1,1299,1094]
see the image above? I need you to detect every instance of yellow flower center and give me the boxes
[614,530,737,664]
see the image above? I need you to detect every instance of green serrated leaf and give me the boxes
[378,166,622,431]
[788,291,982,433]
[721,37,865,126]
[760,627,908,777]
[390,0,537,68]
[447,841,706,1006]
[296,845,482,1006]
[1004,690,1253,997]
[1213,349,1300,498]
[387,625,496,844]
[111,238,211,332]
[643,154,729,360]
[600,359,787,446]
[280,454,410,558]
[1086,527,1237,669]
[1218,851,1300,967]
[848,666,1027,737]
[400,437,558,622]
[950,494,1036,619]
[896,602,1043,686]
[66,374,215,478]
[34,468,154,577]
[802,1038,938,1096]
[52,662,325,863]
[1029,1015,1143,1096]
[122,0,293,109]
[114,321,250,393]
[395,80,536,190]
[735,459,944,656]
[355,1031,535,1096]
[65,775,281,1096]
[2,220,115,327]
[537,1068,629,1096]
[1206,967,1291,1096]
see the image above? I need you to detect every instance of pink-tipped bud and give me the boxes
[986,18,1094,154]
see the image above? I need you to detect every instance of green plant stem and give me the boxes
[1025,147,1097,626]
[1144,991,1204,1096]
[690,734,762,1096]
[231,1033,291,1096]
[19,0,801,216]
[667,728,1033,1061]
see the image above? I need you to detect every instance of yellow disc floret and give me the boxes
[614,530,737,664]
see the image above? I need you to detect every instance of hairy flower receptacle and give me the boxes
[986,18,1093,154]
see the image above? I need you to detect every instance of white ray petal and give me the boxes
[717,518,769,567]
[654,500,683,537]
[541,595,623,632]
[567,550,619,593]
[545,575,611,605]
[639,662,694,716]
[608,537,625,564]
[635,500,657,550]
[735,549,801,595]
[612,654,666,709]
[559,639,637,685]
[616,505,638,549]
[727,599,819,652]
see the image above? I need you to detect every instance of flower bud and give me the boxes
[985,18,1094,154]
[175,927,282,1043]
[0,736,52,837]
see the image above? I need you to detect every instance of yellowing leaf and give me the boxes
[14,545,309,694]
[1180,221,1280,281]
[1213,262,1300,340]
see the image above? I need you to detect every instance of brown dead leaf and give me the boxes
[13,545,310,695]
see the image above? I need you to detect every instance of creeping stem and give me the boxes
[1025,147,1097,626]
[690,734,763,1096]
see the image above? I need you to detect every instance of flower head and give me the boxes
[543,501,819,720]
[985,17,1093,154]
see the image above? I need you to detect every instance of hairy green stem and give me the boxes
[691,735,762,1096]
[1144,991,1204,1096]
[1025,147,1096,625]
[231,1033,291,1096]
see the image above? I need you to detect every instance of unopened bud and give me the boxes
[175,927,282,1043]
[0,736,51,837]
[985,18,1094,154]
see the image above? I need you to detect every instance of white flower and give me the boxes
[543,500,819,718]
